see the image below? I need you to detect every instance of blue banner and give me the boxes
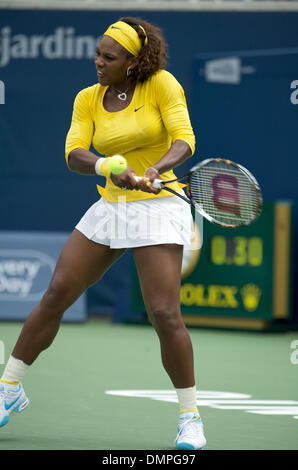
[0,231,86,322]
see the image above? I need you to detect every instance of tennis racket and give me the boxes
[137,158,262,228]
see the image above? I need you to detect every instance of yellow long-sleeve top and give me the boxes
[65,70,195,202]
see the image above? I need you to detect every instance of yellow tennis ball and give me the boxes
[108,155,127,175]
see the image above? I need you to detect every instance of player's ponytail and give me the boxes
[119,17,167,82]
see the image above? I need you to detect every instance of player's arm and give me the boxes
[68,147,139,189]
[65,91,137,186]
[151,139,192,175]
[65,89,97,173]
[136,140,191,194]
[68,148,98,175]
[138,72,195,193]
[155,71,195,172]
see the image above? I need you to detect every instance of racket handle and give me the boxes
[133,176,163,189]
[151,179,163,189]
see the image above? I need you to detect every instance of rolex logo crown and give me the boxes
[240,284,262,312]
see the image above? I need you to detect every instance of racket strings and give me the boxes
[190,161,261,226]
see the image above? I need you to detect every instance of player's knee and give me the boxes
[40,276,77,315]
[150,305,182,334]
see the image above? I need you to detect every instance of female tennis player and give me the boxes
[0,17,206,450]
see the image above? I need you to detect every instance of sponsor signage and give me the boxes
[0,26,100,68]
[0,250,55,301]
[131,201,293,330]
[201,56,255,84]
[0,232,86,322]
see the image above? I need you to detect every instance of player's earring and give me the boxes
[127,67,132,77]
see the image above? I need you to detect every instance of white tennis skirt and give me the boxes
[75,195,194,249]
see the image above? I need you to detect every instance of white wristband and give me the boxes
[95,158,105,175]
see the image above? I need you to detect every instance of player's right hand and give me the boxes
[110,167,139,190]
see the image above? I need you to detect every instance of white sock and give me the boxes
[175,385,199,415]
[0,355,29,384]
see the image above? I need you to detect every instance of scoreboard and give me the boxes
[131,201,294,330]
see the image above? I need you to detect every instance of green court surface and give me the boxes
[0,318,297,450]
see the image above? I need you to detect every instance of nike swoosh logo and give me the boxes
[134,106,144,112]
[111,26,120,29]
[5,391,22,410]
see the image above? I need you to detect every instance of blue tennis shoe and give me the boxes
[0,381,29,427]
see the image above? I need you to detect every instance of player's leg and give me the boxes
[0,230,126,427]
[132,243,206,450]
[132,243,194,388]
[10,229,126,366]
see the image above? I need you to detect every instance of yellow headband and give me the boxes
[104,21,148,56]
